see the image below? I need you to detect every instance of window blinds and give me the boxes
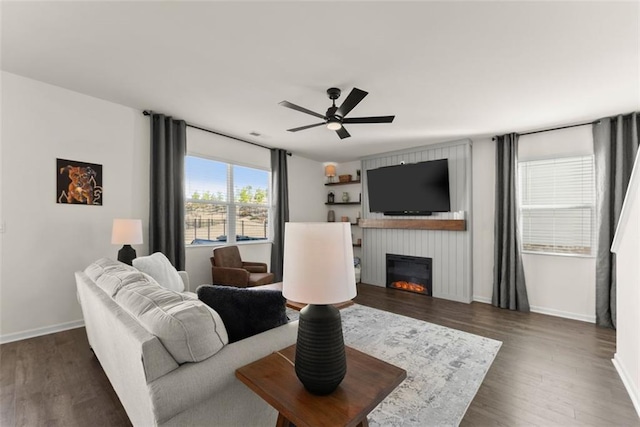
[518,156,595,255]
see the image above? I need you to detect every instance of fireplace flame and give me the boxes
[391,281,426,293]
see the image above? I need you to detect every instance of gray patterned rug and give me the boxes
[287,304,501,427]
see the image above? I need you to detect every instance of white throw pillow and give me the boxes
[133,252,184,292]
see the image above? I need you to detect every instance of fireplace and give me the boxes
[386,254,432,296]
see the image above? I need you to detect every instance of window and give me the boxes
[184,156,270,245]
[518,156,595,256]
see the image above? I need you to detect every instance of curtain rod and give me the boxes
[143,110,291,156]
[491,120,600,141]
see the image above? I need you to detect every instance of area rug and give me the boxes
[287,304,501,427]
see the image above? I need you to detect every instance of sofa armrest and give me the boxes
[242,262,268,273]
[177,271,189,292]
[212,266,250,287]
[148,321,298,424]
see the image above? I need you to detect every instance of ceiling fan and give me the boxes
[279,87,395,139]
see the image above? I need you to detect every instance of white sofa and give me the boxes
[76,258,298,426]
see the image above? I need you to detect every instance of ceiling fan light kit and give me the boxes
[327,117,342,130]
[279,87,395,139]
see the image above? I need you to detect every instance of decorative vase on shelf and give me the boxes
[328,210,335,222]
[342,192,350,202]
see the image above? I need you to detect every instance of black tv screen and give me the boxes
[367,159,451,215]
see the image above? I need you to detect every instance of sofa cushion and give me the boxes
[196,285,287,343]
[115,280,228,364]
[133,252,184,292]
[85,257,136,282]
[85,258,143,297]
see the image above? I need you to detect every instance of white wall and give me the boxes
[472,126,596,322]
[331,160,363,246]
[612,150,640,417]
[288,155,325,223]
[471,137,495,302]
[1,72,149,342]
[184,127,324,290]
[0,74,326,342]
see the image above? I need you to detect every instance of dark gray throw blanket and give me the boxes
[197,285,288,343]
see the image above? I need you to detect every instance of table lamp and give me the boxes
[111,219,143,265]
[282,222,357,395]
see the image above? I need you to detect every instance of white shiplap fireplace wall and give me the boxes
[360,139,473,303]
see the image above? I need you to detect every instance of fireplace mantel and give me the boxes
[359,219,466,231]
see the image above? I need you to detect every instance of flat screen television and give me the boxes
[366,159,450,215]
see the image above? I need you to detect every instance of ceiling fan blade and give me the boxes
[279,101,325,120]
[336,88,368,118]
[343,116,395,124]
[336,126,351,139]
[287,122,325,132]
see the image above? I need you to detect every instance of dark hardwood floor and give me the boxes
[355,284,639,426]
[0,327,131,427]
[1,283,638,426]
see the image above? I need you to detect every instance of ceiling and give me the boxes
[2,1,638,162]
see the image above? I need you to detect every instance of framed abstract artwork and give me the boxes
[57,158,103,205]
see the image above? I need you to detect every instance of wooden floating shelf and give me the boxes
[353,243,362,247]
[325,180,361,186]
[325,202,361,205]
[359,219,466,231]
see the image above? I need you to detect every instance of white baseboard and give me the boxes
[613,353,640,418]
[0,319,85,344]
[529,305,595,323]
[432,292,473,304]
[472,297,595,323]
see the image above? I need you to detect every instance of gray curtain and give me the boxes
[493,133,530,312]
[149,113,187,270]
[270,149,289,282]
[593,112,639,328]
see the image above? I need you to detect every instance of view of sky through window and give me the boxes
[185,156,269,202]
[185,156,227,200]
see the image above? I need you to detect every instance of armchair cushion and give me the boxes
[212,246,243,269]
[243,262,268,273]
[210,264,250,287]
[247,272,275,287]
[196,285,287,343]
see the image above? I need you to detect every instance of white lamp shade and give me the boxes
[324,164,337,177]
[282,222,357,304]
[111,219,143,245]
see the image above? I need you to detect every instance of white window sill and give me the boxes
[186,239,272,249]
[522,250,595,259]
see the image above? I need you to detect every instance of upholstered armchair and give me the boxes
[210,245,275,287]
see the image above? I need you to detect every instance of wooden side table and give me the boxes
[236,344,406,427]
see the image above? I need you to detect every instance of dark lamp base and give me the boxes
[117,245,137,266]
[295,304,346,395]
